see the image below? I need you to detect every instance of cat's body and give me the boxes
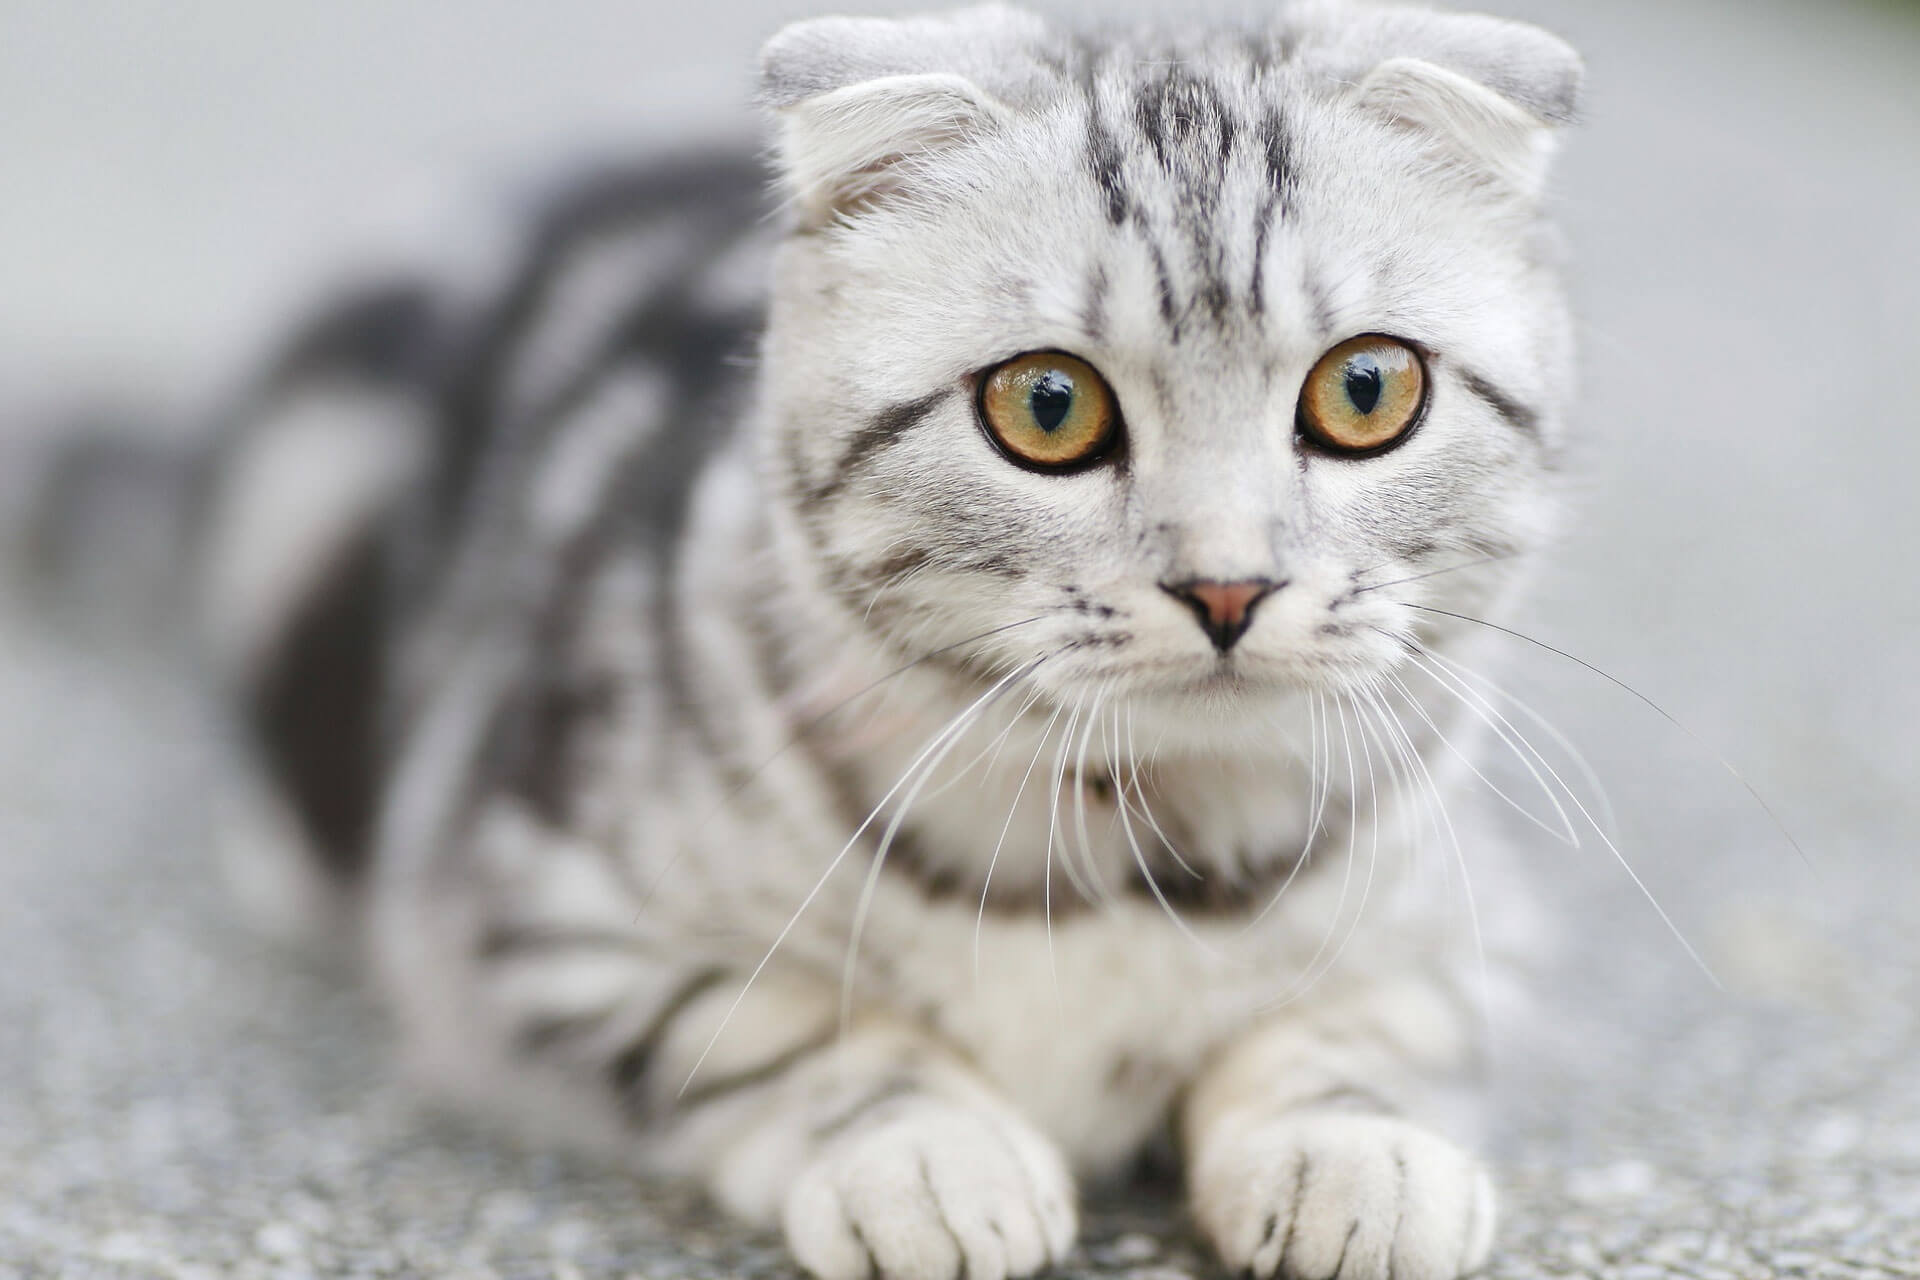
[203,5,1582,1278]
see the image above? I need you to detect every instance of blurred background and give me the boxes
[1,0,1916,1276]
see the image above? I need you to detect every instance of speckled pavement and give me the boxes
[2,578,1916,1280]
[3,0,1917,1276]
[2,615,1915,1278]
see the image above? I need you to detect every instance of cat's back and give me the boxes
[203,148,775,888]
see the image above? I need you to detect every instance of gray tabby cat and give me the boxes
[201,3,1582,1277]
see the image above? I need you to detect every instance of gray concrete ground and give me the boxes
[3,0,1919,1276]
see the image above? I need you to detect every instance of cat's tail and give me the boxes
[2,280,442,949]
[194,279,461,949]
[0,395,347,946]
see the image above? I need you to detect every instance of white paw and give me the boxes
[782,1095,1077,1280]
[1192,1112,1494,1280]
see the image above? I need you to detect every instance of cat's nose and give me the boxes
[1160,578,1283,653]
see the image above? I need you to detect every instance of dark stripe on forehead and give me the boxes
[1085,111,1130,227]
[812,387,954,503]
[1144,237,1180,338]
[1259,108,1293,196]
[1457,368,1541,439]
[1249,192,1280,319]
[1134,66,1236,176]
[1249,108,1295,323]
[1139,67,1240,331]
[1073,37,1133,228]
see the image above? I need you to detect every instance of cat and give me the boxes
[196,3,1583,1278]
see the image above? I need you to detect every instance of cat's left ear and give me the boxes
[758,5,1049,226]
[1311,7,1584,201]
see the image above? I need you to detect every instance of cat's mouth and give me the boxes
[1051,653,1309,705]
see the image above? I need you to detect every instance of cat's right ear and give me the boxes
[757,6,1046,226]
[1302,6,1584,203]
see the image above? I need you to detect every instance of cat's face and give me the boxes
[763,6,1578,741]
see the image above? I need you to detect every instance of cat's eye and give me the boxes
[1296,335,1428,454]
[978,351,1120,471]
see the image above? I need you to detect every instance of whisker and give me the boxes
[982,684,1050,775]
[637,615,1052,912]
[1398,644,1595,854]
[839,655,1048,1035]
[1307,687,1337,842]
[1367,675,1428,886]
[1403,603,1810,867]
[1070,685,1117,906]
[1396,622,1722,987]
[1261,692,1366,1008]
[1363,680,1491,1029]
[1318,694,1386,995]
[1042,697,1087,994]
[1353,550,1520,595]
[1382,663,1579,847]
[677,653,1042,1098]
[1121,701,1202,880]
[859,543,934,623]
[1238,688,1332,936]
[975,702,1066,983]
[1046,701,1094,903]
[1110,700,1219,957]
[916,681,1047,806]
[1415,641,1619,838]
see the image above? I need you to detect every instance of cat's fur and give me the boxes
[201,4,1582,1277]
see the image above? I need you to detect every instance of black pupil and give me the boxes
[1029,371,1074,433]
[1344,357,1383,416]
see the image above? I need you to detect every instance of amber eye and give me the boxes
[978,351,1120,470]
[1297,335,1428,454]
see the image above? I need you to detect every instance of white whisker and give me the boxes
[1069,685,1118,907]
[1045,700,1093,904]
[1407,648,1721,985]
[975,701,1065,984]
[1414,641,1619,838]
[677,653,1041,1099]
[839,655,1046,1034]
[1404,602,1808,867]
[1383,665,1578,847]
[1362,681,1491,1030]
[1042,697,1087,994]
[918,680,1047,806]
[1110,700,1219,957]
[1261,692,1366,1008]
[1121,700,1201,880]
[639,615,1051,912]
[1239,688,1333,936]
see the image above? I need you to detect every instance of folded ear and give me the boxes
[1305,6,1584,200]
[758,5,1049,226]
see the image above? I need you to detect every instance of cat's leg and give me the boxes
[1182,973,1494,1280]
[539,969,1079,1280]
[378,801,1074,1280]
[635,976,1078,1280]
[397,898,1076,1279]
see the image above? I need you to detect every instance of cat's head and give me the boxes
[757,2,1580,741]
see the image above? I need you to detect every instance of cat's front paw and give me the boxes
[1191,1112,1494,1280]
[783,1095,1077,1280]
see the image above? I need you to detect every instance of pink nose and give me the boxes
[1161,578,1283,653]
